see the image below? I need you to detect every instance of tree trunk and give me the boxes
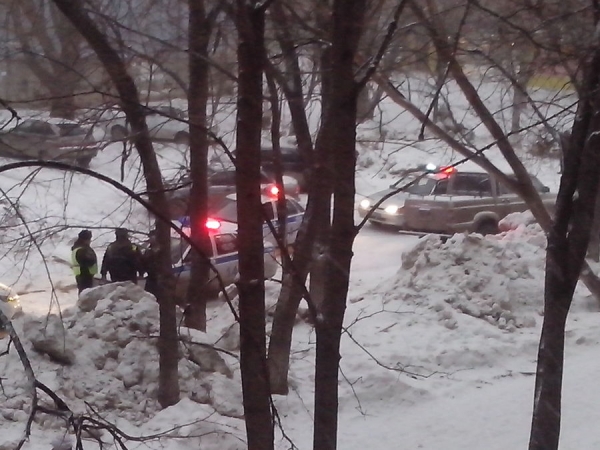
[185,0,213,331]
[269,1,314,189]
[51,0,180,408]
[529,37,600,449]
[234,2,273,448]
[588,184,600,261]
[313,1,366,449]
[267,44,334,396]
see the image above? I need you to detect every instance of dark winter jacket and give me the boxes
[101,238,142,282]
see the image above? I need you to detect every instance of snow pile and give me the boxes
[0,282,245,445]
[385,230,547,331]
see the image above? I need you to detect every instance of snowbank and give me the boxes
[0,283,246,449]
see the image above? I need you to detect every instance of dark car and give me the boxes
[0,118,100,167]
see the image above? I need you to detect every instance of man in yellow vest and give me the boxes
[71,229,98,294]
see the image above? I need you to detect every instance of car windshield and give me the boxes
[391,175,437,195]
[211,198,276,223]
[150,107,186,120]
[57,123,87,137]
[211,198,238,222]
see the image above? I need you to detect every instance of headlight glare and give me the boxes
[359,199,371,209]
[384,204,399,214]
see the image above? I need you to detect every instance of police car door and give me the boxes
[284,198,304,245]
[212,233,239,287]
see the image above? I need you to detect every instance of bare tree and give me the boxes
[529,24,600,450]
[184,0,219,331]
[233,0,274,448]
[50,0,180,408]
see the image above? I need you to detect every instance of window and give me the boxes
[212,198,238,222]
[28,121,56,135]
[262,202,275,221]
[498,175,550,195]
[391,175,437,195]
[432,179,449,195]
[286,199,303,215]
[209,171,236,186]
[57,123,87,137]
[171,237,188,264]
[17,120,55,135]
[452,174,493,196]
[215,234,237,255]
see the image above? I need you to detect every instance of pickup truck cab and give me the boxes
[358,165,554,235]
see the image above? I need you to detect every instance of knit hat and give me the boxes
[78,229,92,240]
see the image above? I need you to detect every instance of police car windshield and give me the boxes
[211,198,238,222]
[392,175,437,195]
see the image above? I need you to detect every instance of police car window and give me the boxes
[171,237,187,263]
[453,174,492,196]
[215,234,237,255]
[286,199,302,215]
[212,199,238,222]
[262,202,275,221]
[432,179,449,195]
[259,172,274,183]
[499,175,550,195]
[404,177,437,195]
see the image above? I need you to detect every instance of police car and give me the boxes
[170,218,279,299]
[208,194,305,247]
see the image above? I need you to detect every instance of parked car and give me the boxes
[166,168,300,219]
[169,219,278,299]
[108,106,190,144]
[0,118,100,168]
[233,147,309,192]
[209,193,305,246]
[357,165,555,235]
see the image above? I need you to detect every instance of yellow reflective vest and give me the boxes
[71,247,98,276]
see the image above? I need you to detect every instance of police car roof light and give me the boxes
[267,184,279,197]
[206,218,221,230]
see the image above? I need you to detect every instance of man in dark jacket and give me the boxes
[71,229,98,294]
[141,229,159,297]
[101,228,142,283]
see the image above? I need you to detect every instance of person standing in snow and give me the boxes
[141,229,159,297]
[71,229,98,294]
[100,228,142,283]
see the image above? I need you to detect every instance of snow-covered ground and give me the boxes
[1,79,596,449]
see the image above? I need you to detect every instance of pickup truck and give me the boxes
[357,166,555,235]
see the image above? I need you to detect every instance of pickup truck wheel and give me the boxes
[110,125,128,141]
[475,220,499,236]
[174,131,190,146]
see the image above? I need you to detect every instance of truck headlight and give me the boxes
[384,204,400,214]
[359,199,371,209]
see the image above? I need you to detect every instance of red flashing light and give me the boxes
[436,166,456,179]
[268,184,280,197]
[206,218,221,230]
